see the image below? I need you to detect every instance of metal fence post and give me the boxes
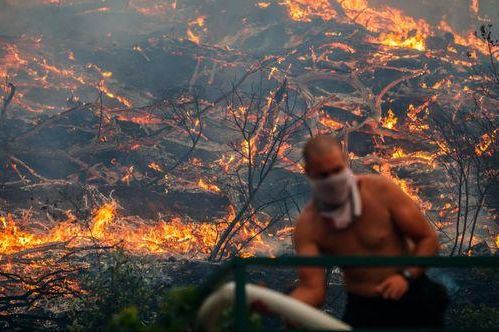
[234,258,248,331]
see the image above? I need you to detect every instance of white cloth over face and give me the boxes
[309,168,362,229]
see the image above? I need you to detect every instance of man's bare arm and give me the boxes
[384,177,439,277]
[289,208,326,307]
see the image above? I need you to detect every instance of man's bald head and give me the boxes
[303,135,343,164]
[303,135,346,178]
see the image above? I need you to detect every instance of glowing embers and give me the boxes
[318,111,344,130]
[0,43,28,78]
[186,16,207,44]
[197,178,221,193]
[148,162,163,173]
[373,164,432,211]
[127,0,175,16]
[281,0,337,22]
[257,2,271,9]
[390,147,436,168]
[475,130,497,157]
[0,38,132,113]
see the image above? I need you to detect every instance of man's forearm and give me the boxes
[408,235,439,277]
[289,286,325,308]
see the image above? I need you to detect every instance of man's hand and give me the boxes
[250,299,274,315]
[376,274,409,300]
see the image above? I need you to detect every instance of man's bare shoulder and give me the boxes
[357,173,394,190]
[358,173,413,207]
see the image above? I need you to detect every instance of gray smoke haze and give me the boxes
[1,0,497,44]
[0,0,497,112]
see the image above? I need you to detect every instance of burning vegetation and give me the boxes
[0,0,498,329]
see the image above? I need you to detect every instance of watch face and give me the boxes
[402,270,413,280]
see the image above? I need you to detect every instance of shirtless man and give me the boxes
[290,135,448,329]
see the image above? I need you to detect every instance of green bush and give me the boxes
[65,251,260,331]
[68,251,162,331]
[109,286,263,332]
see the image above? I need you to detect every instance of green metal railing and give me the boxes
[200,256,499,331]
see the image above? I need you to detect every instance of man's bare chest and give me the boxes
[316,193,396,254]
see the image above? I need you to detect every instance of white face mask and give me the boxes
[308,167,362,229]
[309,167,352,206]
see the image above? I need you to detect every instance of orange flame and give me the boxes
[197,179,221,192]
[475,131,496,157]
[148,162,163,172]
[319,113,344,130]
[281,0,488,54]
[374,163,431,211]
[470,0,479,14]
[127,0,172,16]
[90,202,117,239]
[257,2,271,9]
[282,0,337,22]
[381,109,398,129]
[377,33,426,51]
[0,203,281,258]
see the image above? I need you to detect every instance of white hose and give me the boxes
[196,282,351,331]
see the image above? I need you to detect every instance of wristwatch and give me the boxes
[400,269,415,282]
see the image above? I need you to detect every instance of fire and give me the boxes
[470,0,479,14]
[374,163,431,211]
[148,162,163,172]
[121,166,135,184]
[278,142,304,173]
[391,147,435,166]
[281,0,490,54]
[496,234,499,249]
[341,1,430,51]
[216,154,236,173]
[257,2,271,9]
[282,0,337,22]
[116,114,164,125]
[438,20,490,55]
[381,109,398,129]
[0,43,28,77]
[78,7,111,15]
[90,202,117,239]
[391,147,407,159]
[319,112,344,130]
[377,33,426,51]
[99,83,133,108]
[127,0,172,16]
[0,38,133,113]
[0,203,280,258]
[186,16,207,44]
[197,179,221,193]
[242,137,258,163]
[186,29,201,44]
[475,131,496,157]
